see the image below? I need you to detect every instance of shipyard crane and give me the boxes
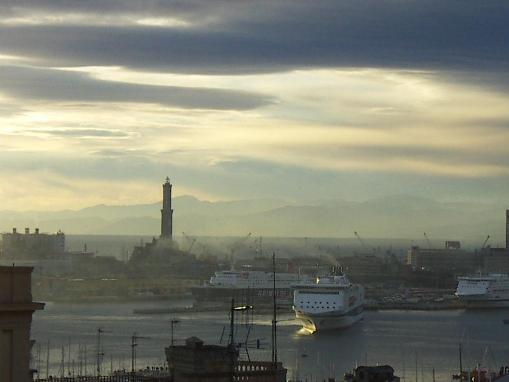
[182,232,197,253]
[481,235,491,249]
[229,232,252,261]
[354,231,375,253]
[424,232,432,249]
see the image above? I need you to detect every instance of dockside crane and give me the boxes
[424,232,432,249]
[354,231,375,254]
[481,235,491,249]
[182,232,197,253]
[228,232,252,265]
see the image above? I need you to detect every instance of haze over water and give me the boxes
[32,300,509,381]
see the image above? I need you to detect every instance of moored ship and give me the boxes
[456,273,509,308]
[293,273,364,332]
[192,269,312,307]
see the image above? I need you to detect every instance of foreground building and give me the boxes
[0,266,44,382]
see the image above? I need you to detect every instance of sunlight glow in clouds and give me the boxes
[0,1,509,210]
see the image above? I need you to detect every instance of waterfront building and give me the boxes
[1,228,65,260]
[481,247,509,274]
[0,266,44,382]
[407,242,479,274]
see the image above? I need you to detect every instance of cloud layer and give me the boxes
[1,1,509,211]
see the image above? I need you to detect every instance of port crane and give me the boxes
[182,232,197,253]
[424,232,432,249]
[228,232,252,264]
[481,235,491,249]
[354,231,375,254]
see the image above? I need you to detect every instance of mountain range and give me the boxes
[0,195,506,244]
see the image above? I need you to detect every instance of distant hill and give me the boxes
[0,195,506,244]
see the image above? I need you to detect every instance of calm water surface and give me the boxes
[31,300,509,381]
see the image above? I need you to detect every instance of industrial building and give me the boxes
[408,210,509,275]
[406,241,479,274]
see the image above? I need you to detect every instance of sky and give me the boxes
[1,1,509,210]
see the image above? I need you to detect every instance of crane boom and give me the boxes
[481,235,491,249]
[182,232,197,252]
[424,232,432,249]
[354,231,367,249]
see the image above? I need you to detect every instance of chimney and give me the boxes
[12,228,17,234]
[25,227,30,234]
[35,228,39,234]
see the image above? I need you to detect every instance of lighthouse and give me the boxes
[161,177,173,240]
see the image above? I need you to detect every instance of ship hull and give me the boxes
[191,286,293,307]
[294,305,364,332]
[458,297,509,308]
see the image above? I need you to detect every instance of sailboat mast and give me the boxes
[272,252,278,366]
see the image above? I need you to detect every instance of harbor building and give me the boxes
[407,241,479,274]
[0,266,44,382]
[482,248,509,274]
[479,209,509,273]
[1,228,65,260]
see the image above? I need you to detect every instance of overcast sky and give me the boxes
[1,1,509,210]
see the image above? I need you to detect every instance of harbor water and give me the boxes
[31,299,509,381]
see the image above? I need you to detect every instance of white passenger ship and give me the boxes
[192,270,312,306]
[456,274,509,308]
[293,274,364,332]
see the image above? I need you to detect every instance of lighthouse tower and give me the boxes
[161,177,173,240]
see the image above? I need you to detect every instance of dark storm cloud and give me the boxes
[0,1,508,75]
[0,66,272,109]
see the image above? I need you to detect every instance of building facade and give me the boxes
[1,228,65,260]
[407,243,479,274]
[0,266,44,382]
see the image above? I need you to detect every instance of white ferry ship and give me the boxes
[293,274,364,332]
[192,270,312,306]
[456,274,509,308]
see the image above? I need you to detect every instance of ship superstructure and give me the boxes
[456,274,509,308]
[293,274,364,332]
[192,270,312,306]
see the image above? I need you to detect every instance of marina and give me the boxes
[31,299,509,382]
